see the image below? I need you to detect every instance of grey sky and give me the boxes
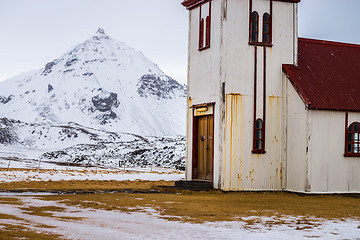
[0,0,359,84]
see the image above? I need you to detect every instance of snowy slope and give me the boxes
[0,29,186,136]
[0,117,186,169]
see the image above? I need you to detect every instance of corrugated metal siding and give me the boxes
[285,75,307,192]
[283,38,360,111]
[223,94,282,191]
[220,0,296,191]
[309,111,360,193]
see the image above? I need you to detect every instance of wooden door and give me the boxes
[193,115,213,181]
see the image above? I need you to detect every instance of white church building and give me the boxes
[181,0,360,193]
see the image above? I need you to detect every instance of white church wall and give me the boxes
[284,75,307,192]
[220,0,296,191]
[185,0,223,187]
[309,111,360,193]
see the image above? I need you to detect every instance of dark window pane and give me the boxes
[252,32,258,42]
[252,23,258,32]
[256,119,262,129]
[263,23,269,33]
[251,12,258,22]
[354,123,359,132]
[263,34,269,43]
[348,133,353,142]
[355,133,359,142]
[263,13,269,22]
[256,129,262,139]
[349,124,353,132]
[348,144,352,153]
[256,140,262,150]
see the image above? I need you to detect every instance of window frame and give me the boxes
[252,118,266,154]
[248,11,273,47]
[249,11,259,43]
[262,13,271,44]
[198,0,211,51]
[344,121,360,157]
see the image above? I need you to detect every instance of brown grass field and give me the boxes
[0,180,359,239]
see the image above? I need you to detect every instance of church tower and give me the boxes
[182,0,300,191]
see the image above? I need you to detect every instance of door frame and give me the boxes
[191,102,215,182]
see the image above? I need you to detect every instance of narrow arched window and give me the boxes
[198,1,211,50]
[346,122,360,154]
[205,15,211,47]
[263,13,271,43]
[199,18,204,49]
[250,11,259,42]
[254,118,264,151]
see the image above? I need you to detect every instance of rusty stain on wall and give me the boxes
[224,93,244,190]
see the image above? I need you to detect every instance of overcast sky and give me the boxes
[0,0,359,84]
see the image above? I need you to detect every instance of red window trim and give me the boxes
[344,114,360,157]
[249,11,259,43]
[263,13,271,44]
[198,0,211,51]
[252,118,266,154]
[249,0,273,47]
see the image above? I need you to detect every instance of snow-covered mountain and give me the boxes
[0,28,186,136]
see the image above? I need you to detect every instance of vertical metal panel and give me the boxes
[285,78,307,192]
[219,0,296,191]
[310,111,360,193]
[185,0,223,187]
[223,93,282,191]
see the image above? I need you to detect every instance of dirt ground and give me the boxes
[0,180,359,239]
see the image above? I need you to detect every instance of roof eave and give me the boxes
[182,0,300,10]
[282,64,312,108]
[181,0,209,10]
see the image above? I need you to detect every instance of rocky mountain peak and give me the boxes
[0,29,186,136]
[92,28,109,41]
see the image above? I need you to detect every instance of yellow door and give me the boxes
[194,115,213,181]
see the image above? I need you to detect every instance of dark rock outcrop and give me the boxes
[137,74,186,99]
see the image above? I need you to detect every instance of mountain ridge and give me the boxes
[0,28,186,136]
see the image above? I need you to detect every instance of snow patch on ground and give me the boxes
[0,167,184,183]
[0,196,359,240]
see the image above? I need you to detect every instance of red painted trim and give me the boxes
[192,108,197,179]
[198,0,211,51]
[206,0,211,48]
[182,0,209,10]
[252,46,257,152]
[199,17,204,49]
[182,0,300,10]
[274,0,300,3]
[344,112,348,155]
[249,11,259,43]
[270,0,273,43]
[211,103,215,183]
[262,47,267,152]
[252,150,266,154]
[282,64,312,107]
[249,42,273,47]
[191,102,216,108]
[191,103,215,182]
[248,0,252,43]
[344,153,360,157]
[344,120,360,157]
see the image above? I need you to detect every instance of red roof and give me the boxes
[182,0,301,10]
[283,38,360,112]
